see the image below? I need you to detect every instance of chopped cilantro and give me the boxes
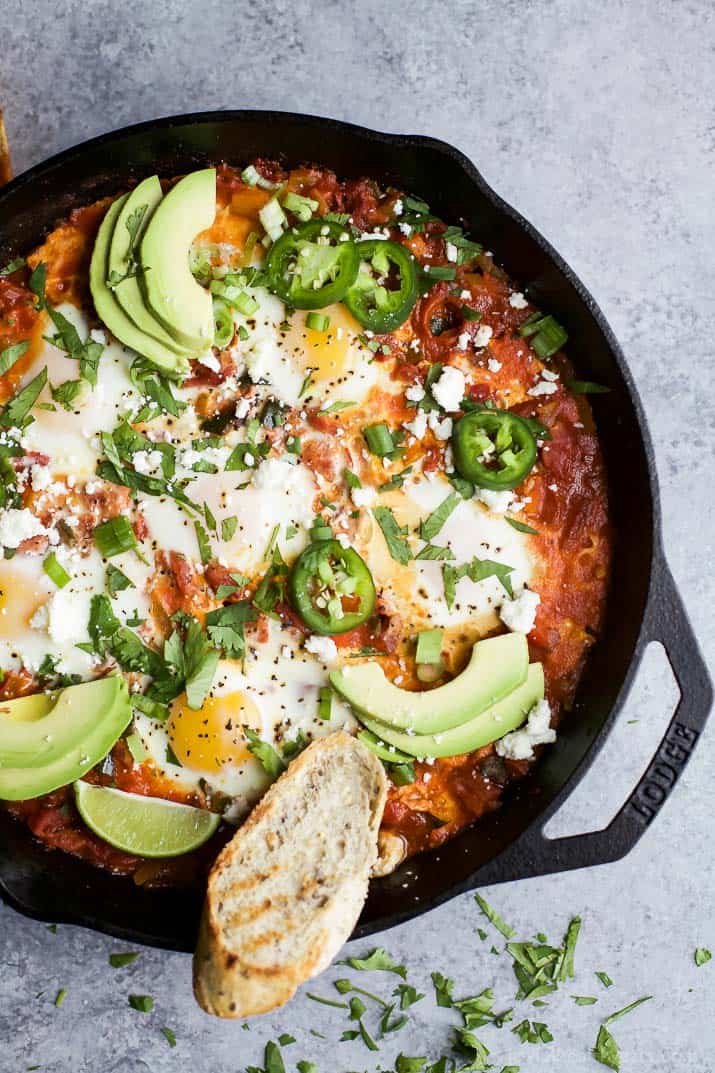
[373,506,411,564]
[109,952,140,969]
[695,947,712,967]
[341,947,407,978]
[128,994,154,1013]
[602,995,652,1026]
[244,728,286,779]
[474,893,515,939]
[160,1026,177,1048]
[593,1025,620,1070]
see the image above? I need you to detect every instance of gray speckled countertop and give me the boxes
[0,1,713,1070]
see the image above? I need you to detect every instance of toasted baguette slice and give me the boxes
[193,731,387,1018]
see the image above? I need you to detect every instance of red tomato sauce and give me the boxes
[1,162,610,880]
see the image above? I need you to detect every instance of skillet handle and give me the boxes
[500,556,712,879]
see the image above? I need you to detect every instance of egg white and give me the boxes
[134,627,355,813]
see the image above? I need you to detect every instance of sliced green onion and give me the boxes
[286,435,302,454]
[213,299,234,349]
[125,733,147,763]
[363,422,395,457]
[343,468,362,489]
[283,191,319,222]
[423,265,456,281]
[519,313,568,358]
[258,197,287,242]
[311,523,333,543]
[93,516,137,558]
[318,686,332,720]
[306,312,330,332]
[460,305,482,322]
[241,165,275,190]
[567,379,610,394]
[233,291,259,317]
[415,628,443,665]
[43,552,71,589]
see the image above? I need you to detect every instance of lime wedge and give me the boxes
[73,781,220,858]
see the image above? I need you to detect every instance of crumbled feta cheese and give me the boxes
[252,456,296,492]
[235,397,251,420]
[398,222,412,237]
[500,588,540,633]
[336,532,350,548]
[457,331,470,351]
[0,508,46,548]
[198,352,222,374]
[351,486,377,508]
[527,380,558,397]
[132,449,164,476]
[405,383,426,404]
[487,357,502,373]
[403,412,428,439]
[392,198,403,217]
[496,699,555,760]
[431,366,466,412]
[460,290,471,300]
[30,466,52,492]
[428,412,453,441]
[443,444,455,473]
[304,634,338,665]
[90,328,108,345]
[445,242,458,263]
[474,324,493,348]
[476,488,514,514]
[508,291,528,309]
[541,368,559,382]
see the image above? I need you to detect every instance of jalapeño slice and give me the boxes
[289,539,376,635]
[452,409,537,491]
[265,219,359,310]
[345,239,418,332]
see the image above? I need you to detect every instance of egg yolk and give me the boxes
[287,303,363,387]
[0,568,50,639]
[167,690,261,772]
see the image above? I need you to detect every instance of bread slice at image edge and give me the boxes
[193,731,388,1018]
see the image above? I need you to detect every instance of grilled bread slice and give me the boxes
[193,731,387,1018]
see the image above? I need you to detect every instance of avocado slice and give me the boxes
[108,175,192,356]
[358,663,545,759]
[0,676,125,768]
[0,677,132,800]
[330,633,528,735]
[90,195,191,376]
[140,168,216,351]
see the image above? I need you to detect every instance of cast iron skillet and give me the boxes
[0,112,711,951]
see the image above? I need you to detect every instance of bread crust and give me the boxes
[193,731,387,1018]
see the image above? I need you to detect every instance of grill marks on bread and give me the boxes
[193,732,387,1017]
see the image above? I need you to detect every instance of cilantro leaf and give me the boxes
[593,1025,620,1070]
[474,893,515,938]
[602,995,652,1026]
[418,491,460,542]
[373,506,411,565]
[443,558,514,609]
[341,947,407,978]
[109,952,140,969]
[46,307,103,386]
[431,971,454,1007]
[0,340,29,377]
[205,601,257,659]
[244,728,286,779]
[695,947,712,967]
[0,367,47,428]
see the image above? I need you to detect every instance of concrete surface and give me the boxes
[0,0,713,1070]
